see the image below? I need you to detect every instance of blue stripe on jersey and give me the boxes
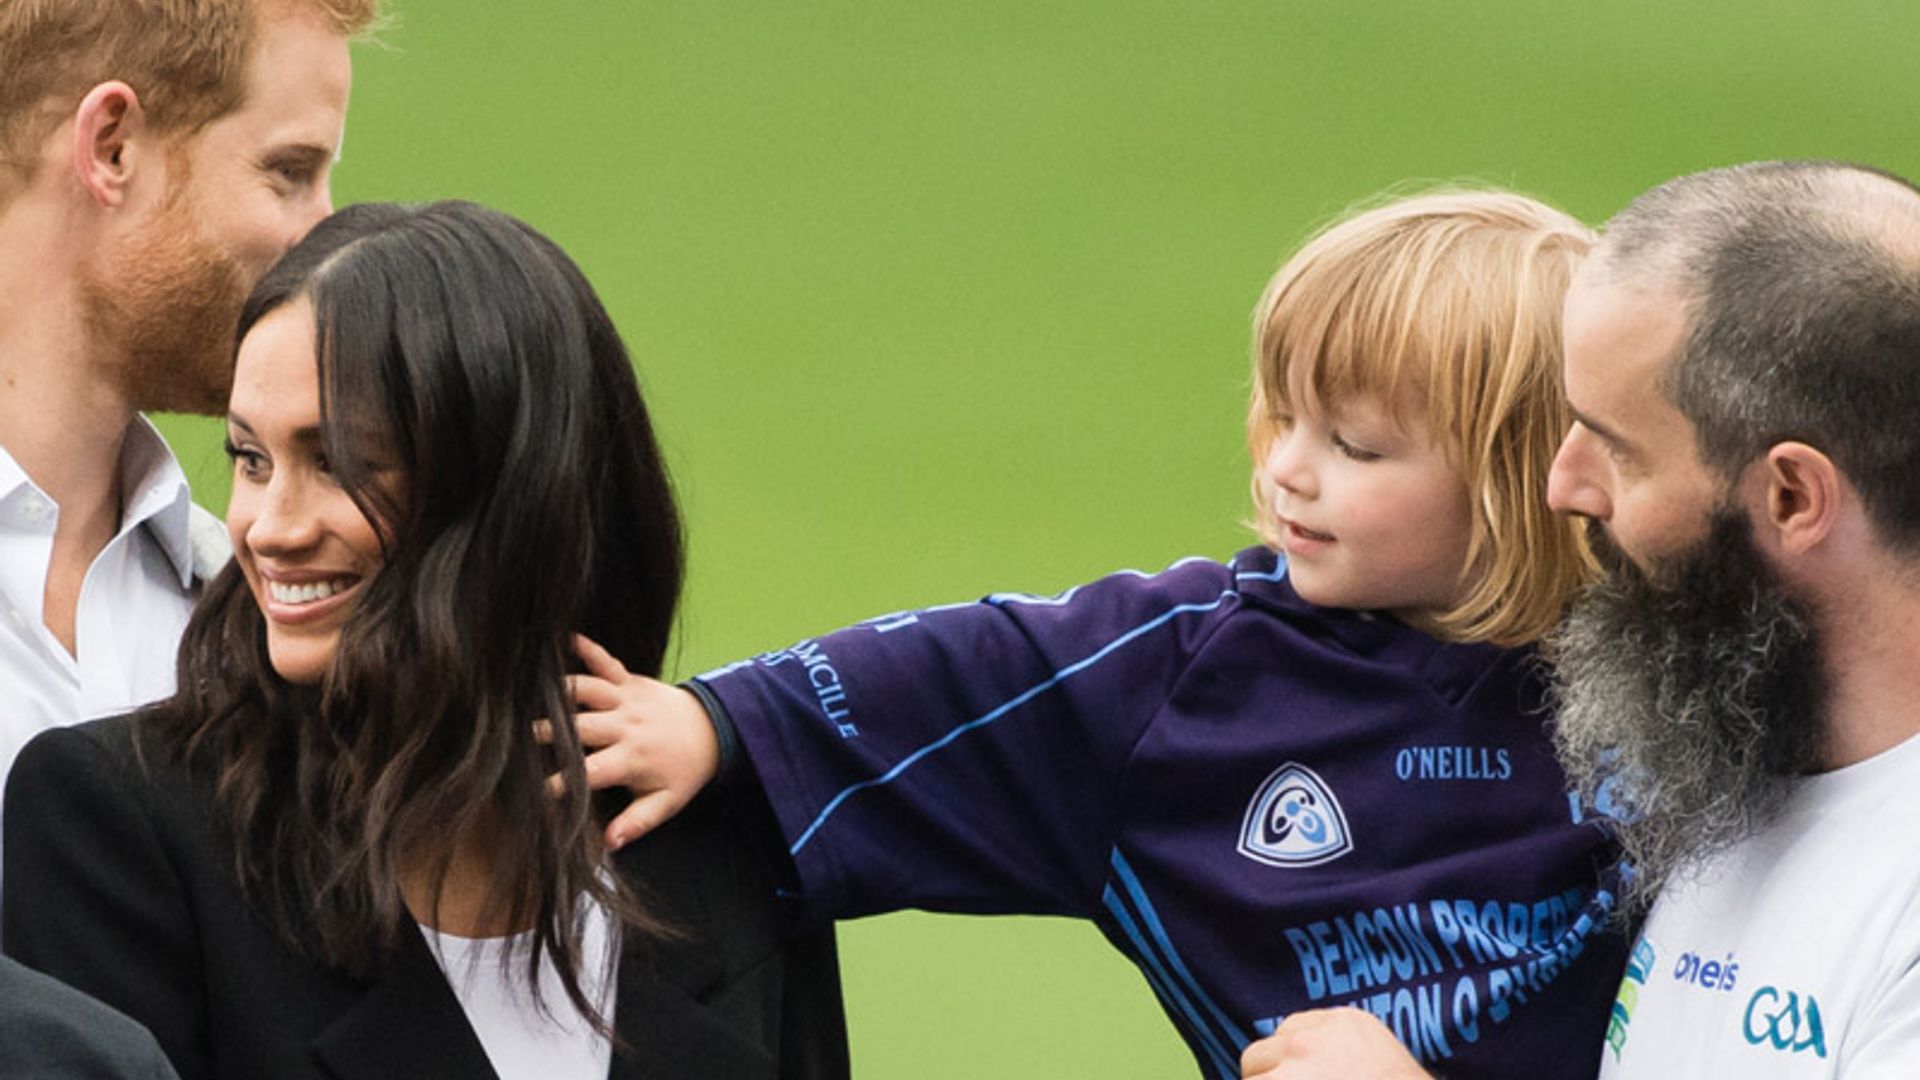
[1103,882,1239,1079]
[788,589,1240,856]
[1109,848,1250,1051]
[1232,558,1287,583]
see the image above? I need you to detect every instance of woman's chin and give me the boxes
[266,633,340,685]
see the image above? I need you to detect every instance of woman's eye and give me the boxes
[222,440,268,478]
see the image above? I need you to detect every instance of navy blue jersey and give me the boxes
[697,549,1625,1079]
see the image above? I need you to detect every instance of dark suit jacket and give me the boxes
[2,715,849,1080]
[0,953,181,1079]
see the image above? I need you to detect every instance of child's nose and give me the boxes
[1264,431,1317,500]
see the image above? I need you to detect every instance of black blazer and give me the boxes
[0,953,181,1079]
[3,715,849,1080]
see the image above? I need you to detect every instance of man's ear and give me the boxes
[1759,441,1841,556]
[69,81,148,208]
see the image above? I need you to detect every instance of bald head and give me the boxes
[1588,161,1920,555]
[1590,161,1920,287]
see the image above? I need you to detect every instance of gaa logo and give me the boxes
[1238,762,1353,868]
[1742,986,1827,1059]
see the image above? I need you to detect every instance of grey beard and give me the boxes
[1549,511,1827,911]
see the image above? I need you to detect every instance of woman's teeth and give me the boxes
[268,579,353,605]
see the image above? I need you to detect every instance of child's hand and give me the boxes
[543,633,721,851]
[1240,1009,1430,1080]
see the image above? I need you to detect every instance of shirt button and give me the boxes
[19,495,51,523]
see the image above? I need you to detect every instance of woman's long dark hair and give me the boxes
[149,201,684,1028]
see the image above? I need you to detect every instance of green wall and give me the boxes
[154,3,1920,1074]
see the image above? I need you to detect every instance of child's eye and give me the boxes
[1332,433,1382,462]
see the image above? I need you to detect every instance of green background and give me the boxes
[155,4,1920,1075]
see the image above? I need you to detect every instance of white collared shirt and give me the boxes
[0,418,207,827]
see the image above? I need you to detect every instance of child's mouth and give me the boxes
[1289,522,1335,543]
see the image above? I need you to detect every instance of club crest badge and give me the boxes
[1238,762,1353,868]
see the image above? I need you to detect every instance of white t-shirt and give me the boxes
[1599,730,1920,1078]
[420,900,620,1080]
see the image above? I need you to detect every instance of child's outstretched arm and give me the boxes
[561,555,1250,925]
[563,633,722,850]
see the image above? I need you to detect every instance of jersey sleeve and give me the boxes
[3,724,211,1080]
[694,557,1243,922]
[1834,949,1920,1078]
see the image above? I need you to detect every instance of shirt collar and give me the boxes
[1230,544,1516,701]
[117,416,197,589]
[0,449,31,503]
[0,416,198,595]
[0,418,197,589]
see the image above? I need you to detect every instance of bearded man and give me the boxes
[1241,161,1920,1079]
[0,0,378,812]
[1546,159,1920,1078]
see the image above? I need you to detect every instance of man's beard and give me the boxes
[79,184,245,416]
[1550,509,1828,910]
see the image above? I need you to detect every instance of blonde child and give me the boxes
[569,189,1623,1079]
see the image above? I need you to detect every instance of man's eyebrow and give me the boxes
[263,142,338,169]
[1570,407,1633,453]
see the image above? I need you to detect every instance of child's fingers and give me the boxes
[580,744,639,793]
[571,711,630,751]
[1238,1010,1429,1080]
[571,633,630,682]
[533,715,628,753]
[545,749,625,799]
[565,673,622,713]
[603,791,686,851]
[542,748,629,797]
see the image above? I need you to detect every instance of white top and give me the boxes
[420,900,620,1080]
[1599,730,1920,1079]
[0,419,217,889]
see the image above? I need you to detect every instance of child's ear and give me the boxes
[70,81,147,208]
[1757,441,1840,556]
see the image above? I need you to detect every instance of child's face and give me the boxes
[1260,389,1474,620]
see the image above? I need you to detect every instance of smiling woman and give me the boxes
[223,296,384,684]
[3,201,848,1080]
